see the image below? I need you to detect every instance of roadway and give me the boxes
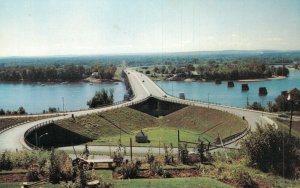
[0,69,291,152]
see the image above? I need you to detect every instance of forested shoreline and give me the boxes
[0,64,117,82]
[151,61,290,81]
[0,51,299,82]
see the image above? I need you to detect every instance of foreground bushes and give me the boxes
[242,125,300,179]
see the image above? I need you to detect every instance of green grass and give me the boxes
[113,177,232,188]
[90,126,211,147]
[93,170,232,188]
[56,106,247,147]
[0,183,21,188]
[0,175,231,188]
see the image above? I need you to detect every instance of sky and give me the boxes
[0,0,299,57]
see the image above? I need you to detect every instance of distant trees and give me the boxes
[0,64,117,82]
[0,107,27,116]
[18,107,26,114]
[90,64,117,80]
[192,62,288,81]
[48,107,58,113]
[87,89,114,108]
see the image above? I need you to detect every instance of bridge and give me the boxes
[0,69,279,152]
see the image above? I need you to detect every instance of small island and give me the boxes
[141,61,290,82]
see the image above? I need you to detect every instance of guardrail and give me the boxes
[23,120,54,149]
[0,121,30,134]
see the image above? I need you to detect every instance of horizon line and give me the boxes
[1,49,300,59]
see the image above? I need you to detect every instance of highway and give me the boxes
[0,69,286,152]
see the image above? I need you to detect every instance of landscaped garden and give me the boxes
[1,124,300,188]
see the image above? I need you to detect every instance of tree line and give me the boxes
[0,106,26,115]
[0,64,117,82]
[152,62,289,81]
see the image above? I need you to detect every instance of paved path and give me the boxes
[0,69,295,152]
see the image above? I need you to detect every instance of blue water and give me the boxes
[157,70,300,108]
[0,71,299,113]
[0,82,126,113]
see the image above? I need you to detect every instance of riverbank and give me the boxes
[0,78,122,85]
[237,76,287,82]
[84,77,121,83]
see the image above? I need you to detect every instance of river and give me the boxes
[157,70,300,108]
[0,70,299,113]
[0,82,126,113]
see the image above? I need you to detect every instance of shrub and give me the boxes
[26,166,40,182]
[0,151,13,171]
[178,143,189,164]
[242,124,300,178]
[87,89,114,108]
[164,143,175,165]
[120,161,141,179]
[234,171,258,188]
[6,150,49,169]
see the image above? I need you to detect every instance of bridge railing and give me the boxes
[23,120,54,149]
[0,121,30,134]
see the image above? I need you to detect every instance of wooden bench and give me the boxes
[76,158,114,169]
[86,158,114,169]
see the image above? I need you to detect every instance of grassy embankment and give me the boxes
[55,106,247,147]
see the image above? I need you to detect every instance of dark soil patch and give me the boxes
[0,173,26,183]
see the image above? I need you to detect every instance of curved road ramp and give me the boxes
[0,69,278,152]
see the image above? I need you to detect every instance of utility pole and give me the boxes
[177,130,180,161]
[130,138,133,161]
[288,100,294,137]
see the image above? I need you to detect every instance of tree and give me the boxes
[0,109,5,115]
[49,148,61,183]
[18,106,26,115]
[48,107,57,113]
[275,89,300,111]
[87,89,114,108]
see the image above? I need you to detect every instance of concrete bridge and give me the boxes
[0,69,280,152]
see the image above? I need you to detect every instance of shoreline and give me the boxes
[0,79,121,85]
[161,76,287,83]
[237,76,287,82]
